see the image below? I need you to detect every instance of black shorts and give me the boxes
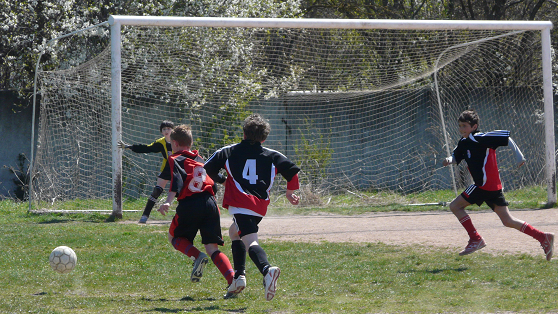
[233,214,263,238]
[461,185,509,210]
[157,163,171,181]
[169,192,224,245]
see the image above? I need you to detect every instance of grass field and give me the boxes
[2,187,558,313]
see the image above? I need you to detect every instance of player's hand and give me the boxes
[117,140,128,149]
[158,203,170,216]
[442,157,451,167]
[286,190,299,205]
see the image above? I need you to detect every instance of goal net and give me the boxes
[31,17,555,213]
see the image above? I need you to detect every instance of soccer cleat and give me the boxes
[138,215,149,224]
[459,238,486,256]
[541,232,554,261]
[263,266,281,301]
[223,275,246,299]
[191,252,209,282]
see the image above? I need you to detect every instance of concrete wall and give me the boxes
[0,91,38,198]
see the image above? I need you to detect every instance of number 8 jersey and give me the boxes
[204,140,300,217]
[167,150,215,199]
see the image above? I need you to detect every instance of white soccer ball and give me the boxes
[49,246,77,274]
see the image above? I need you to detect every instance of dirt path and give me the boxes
[146,208,558,257]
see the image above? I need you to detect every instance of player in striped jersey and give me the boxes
[443,110,554,260]
[204,114,301,300]
[157,125,235,290]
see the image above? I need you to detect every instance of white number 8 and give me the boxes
[188,166,207,192]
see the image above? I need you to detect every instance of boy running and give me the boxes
[204,114,301,300]
[157,125,235,288]
[443,110,554,260]
[119,120,174,223]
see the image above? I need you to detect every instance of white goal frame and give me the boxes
[106,16,555,217]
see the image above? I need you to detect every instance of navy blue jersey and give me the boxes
[452,130,509,191]
[204,140,300,216]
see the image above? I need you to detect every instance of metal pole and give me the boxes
[110,21,123,218]
[109,16,552,31]
[541,27,556,206]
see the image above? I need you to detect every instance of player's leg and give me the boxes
[493,205,554,261]
[139,177,168,223]
[492,205,525,230]
[170,202,208,282]
[198,196,235,288]
[224,220,247,299]
[203,243,234,286]
[241,233,280,301]
[229,221,246,278]
[450,187,485,255]
[234,214,279,301]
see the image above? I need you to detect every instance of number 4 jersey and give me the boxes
[166,150,215,199]
[204,140,300,217]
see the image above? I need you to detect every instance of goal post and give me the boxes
[32,16,555,215]
[108,16,555,216]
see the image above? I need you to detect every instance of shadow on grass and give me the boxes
[148,306,247,313]
[37,218,72,224]
[398,266,469,274]
[142,296,247,313]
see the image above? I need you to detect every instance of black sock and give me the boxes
[142,199,156,217]
[142,186,163,217]
[248,245,270,276]
[231,240,246,278]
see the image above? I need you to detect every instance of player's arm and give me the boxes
[158,157,181,215]
[286,173,300,205]
[120,140,165,154]
[443,144,463,167]
[508,137,526,167]
[117,140,132,149]
[443,155,456,167]
[204,149,227,184]
[158,191,176,216]
[273,153,301,205]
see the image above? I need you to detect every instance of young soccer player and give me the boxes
[118,120,174,223]
[204,113,301,301]
[157,125,235,288]
[442,110,554,260]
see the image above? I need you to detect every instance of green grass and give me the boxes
[28,185,549,215]
[2,195,557,313]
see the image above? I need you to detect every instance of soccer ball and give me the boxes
[49,246,77,274]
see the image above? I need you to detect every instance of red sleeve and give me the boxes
[286,173,300,190]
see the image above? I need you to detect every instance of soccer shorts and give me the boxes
[157,162,172,181]
[169,192,224,245]
[461,184,509,210]
[233,214,263,238]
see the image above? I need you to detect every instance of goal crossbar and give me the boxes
[109,15,552,31]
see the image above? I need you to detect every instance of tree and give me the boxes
[300,0,557,91]
[0,0,302,104]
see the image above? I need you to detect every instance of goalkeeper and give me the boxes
[442,110,554,260]
[118,120,175,223]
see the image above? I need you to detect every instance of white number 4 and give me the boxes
[242,159,258,184]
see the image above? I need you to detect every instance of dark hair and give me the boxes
[160,120,175,132]
[170,125,193,147]
[458,110,479,127]
[243,114,270,143]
